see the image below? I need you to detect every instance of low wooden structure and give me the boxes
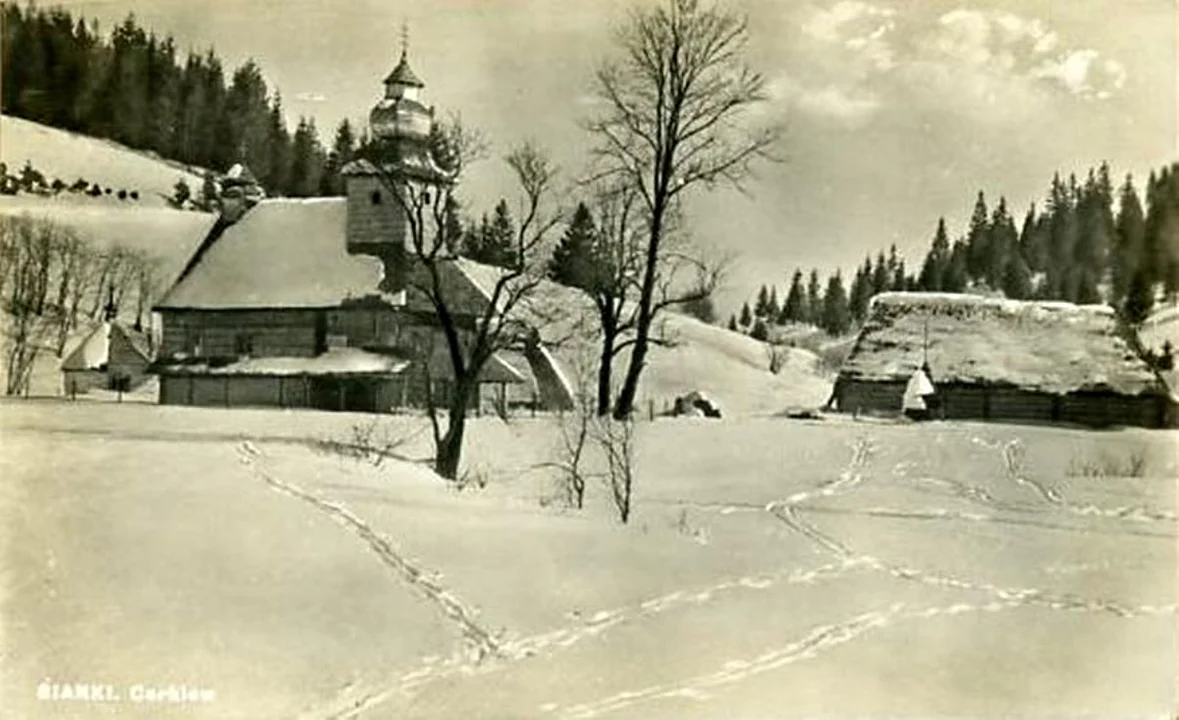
[833,293,1176,429]
[61,321,152,396]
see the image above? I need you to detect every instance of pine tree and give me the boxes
[750,318,769,341]
[1113,174,1146,304]
[1045,172,1079,300]
[781,270,805,323]
[964,191,990,281]
[739,301,752,328]
[288,117,323,197]
[1001,251,1033,299]
[821,271,851,336]
[849,258,873,323]
[320,119,356,196]
[944,239,968,292]
[549,202,598,287]
[727,314,738,332]
[488,199,517,269]
[1125,265,1155,324]
[766,286,780,322]
[755,284,770,317]
[871,251,889,295]
[265,93,292,194]
[891,257,907,291]
[806,269,822,326]
[986,197,1017,289]
[918,217,951,291]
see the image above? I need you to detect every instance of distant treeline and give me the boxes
[1,5,361,197]
[739,161,1179,336]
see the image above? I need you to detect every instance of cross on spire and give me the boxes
[400,20,409,59]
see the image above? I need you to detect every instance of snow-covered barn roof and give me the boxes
[838,292,1164,396]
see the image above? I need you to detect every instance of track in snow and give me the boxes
[234,441,502,665]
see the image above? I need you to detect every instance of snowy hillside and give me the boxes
[1,115,206,207]
[1,401,1174,718]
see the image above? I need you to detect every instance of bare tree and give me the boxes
[49,230,95,356]
[586,0,780,419]
[368,122,562,480]
[540,347,598,509]
[132,250,165,333]
[2,215,59,395]
[596,415,637,523]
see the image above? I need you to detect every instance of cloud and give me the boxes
[802,1,895,44]
[922,9,1125,101]
[795,2,1128,115]
[767,76,882,128]
[803,1,897,71]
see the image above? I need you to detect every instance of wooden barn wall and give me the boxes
[836,379,906,414]
[988,390,1056,423]
[1061,392,1163,428]
[940,385,989,420]
[159,310,320,358]
[63,370,106,394]
[836,376,1169,428]
[160,375,312,409]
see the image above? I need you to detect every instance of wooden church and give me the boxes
[151,45,571,414]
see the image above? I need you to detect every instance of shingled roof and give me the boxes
[839,292,1164,396]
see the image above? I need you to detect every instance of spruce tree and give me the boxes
[944,239,968,293]
[781,269,805,323]
[1113,174,1146,304]
[821,271,851,336]
[871,251,889,295]
[487,199,517,268]
[806,269,822,326]
[986,197,1017,289]
[750,318,769,341]
[1001,251,1033,299]
[727,314,738,332]
[1125,266,1155,324]
[549,202,598,287]
[755,284,770,317]
[919,217,951,291]
[320,119,356,195]
[964,191,990,281]
[739,301,752,328]
[766,286,780,321]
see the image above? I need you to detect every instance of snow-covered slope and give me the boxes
[1,401,1173,718]
[1,115,206,207]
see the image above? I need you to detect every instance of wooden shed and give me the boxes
[61,321,152,396]
[832,293,1176,429]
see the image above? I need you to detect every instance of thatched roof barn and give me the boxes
[833,292,1176,428]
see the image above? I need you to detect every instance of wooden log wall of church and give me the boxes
[159,310,320,358]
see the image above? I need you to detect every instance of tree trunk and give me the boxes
[613,334,648,420]
[596,342,614,417]
[434,404,466,480]
[613,199,665,419]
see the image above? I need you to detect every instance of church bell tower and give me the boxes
[343,28,453,296]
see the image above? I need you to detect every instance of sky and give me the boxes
[58,0,1178,309]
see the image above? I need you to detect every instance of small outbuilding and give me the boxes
[61,321,152,396]
[833,292,1177,428]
